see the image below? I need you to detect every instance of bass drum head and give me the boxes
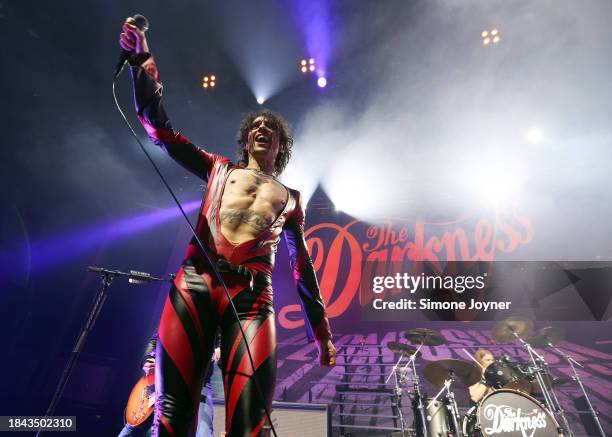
[475,390,559,436]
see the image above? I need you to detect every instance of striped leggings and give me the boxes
[152,260,276,437]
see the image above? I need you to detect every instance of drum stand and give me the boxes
[512,331,573,437]
[404,343,428,437]
[387,343,427,437]
[546,342,606,437]
[426,370,463,437]
[393,367,409,437]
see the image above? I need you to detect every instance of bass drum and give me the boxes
[462,390,560,437]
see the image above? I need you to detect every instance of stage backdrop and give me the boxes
[264,193,612,436]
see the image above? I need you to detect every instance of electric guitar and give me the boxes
[125,373,155,427]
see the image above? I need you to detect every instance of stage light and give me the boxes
[257,97,265,104]
[481,28,501,45]
[526,128,543,144]
[202,74,216,89]
[317,77,327,88]
[19,200,201,274]
[323,157,398,220]
[300,57,316,74]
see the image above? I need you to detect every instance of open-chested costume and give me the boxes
[129,54,332,437]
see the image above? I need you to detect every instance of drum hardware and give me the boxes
[387,340,429,437]
[405,328,447,347]
[389,328,449,437]
[388,341,422,359]
[490,316,534,344]
[422,359,483,437]
[399,342,427,436]
[526,326,565,348]
[507,323,573,437]
[529,323,604,436]
[423,359,480,437]
[422,360,481,390]
[542,339,606,437]
[425,370,463,437]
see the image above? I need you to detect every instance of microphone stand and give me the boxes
[36,266,172,437]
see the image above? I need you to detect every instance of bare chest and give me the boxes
[218,168,288,236]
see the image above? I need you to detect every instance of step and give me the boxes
[335,353,386,357]
[336,389,396,396]
[311,381,392,387]
[333,424,405,431]
[336,412,401,419]
[330,401,398,408]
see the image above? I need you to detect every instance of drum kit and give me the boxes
[385,318,606,437]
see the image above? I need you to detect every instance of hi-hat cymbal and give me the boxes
[423,359,482,388]
[491,317,534,343]
[387,341,421,358]
[527,326,566,348]
[404,328,446,346]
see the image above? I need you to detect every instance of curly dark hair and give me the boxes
[236,109,293,176]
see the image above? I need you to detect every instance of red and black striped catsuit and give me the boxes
[129,54,332,437]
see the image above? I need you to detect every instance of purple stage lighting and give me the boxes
[1,200,201,277]
[317,76,327,88]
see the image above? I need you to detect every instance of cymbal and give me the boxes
[527,326,566,348]
[404,328,446,346]
[491,317,534,343]
[530,376,571,394]
[423,359,481,388]
[387,341,421,358]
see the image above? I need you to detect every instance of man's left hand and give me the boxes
[316,339,337,366]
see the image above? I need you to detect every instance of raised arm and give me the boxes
[283,191,336,365]
[120,19,223,180]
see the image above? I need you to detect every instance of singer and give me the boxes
[119,17,336,437]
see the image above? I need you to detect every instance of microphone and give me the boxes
[114,14,150,78]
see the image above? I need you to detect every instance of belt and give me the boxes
[216,259,271,291]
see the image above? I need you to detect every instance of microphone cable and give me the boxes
[112,67,278,437]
